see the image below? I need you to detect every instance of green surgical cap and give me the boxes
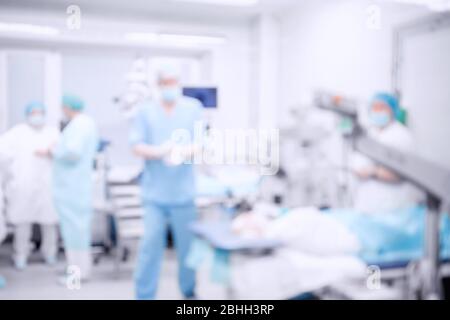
[25,101,45,115]
[62,95,85,111]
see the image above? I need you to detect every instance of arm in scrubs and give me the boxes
[131,67,203,299]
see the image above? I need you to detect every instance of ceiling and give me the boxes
[0,0,300,24]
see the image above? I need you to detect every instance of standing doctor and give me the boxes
[37,95,98,281]
[0,102,59,270]
[130,66,203,300]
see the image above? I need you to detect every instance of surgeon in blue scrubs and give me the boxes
[130,66,203,300]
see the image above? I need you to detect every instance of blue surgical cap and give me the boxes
[25,101,45,115]
[62,95,85,111]
[372,93,400,118]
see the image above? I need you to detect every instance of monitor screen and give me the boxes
[183,87,217,109]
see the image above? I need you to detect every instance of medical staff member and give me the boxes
[0,149,10,288]
[37,95,98,281]
[130,66,202,300]
[0,102,59,270]
[352,93,424,214]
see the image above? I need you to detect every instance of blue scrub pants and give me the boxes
[135,201,197,300]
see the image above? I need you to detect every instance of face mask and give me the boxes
[28,114,45,128]
[161,87,181,103]
[369,112,391,128]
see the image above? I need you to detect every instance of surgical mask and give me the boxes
[369,112,391,128]
[27,114,45,128]
[161,87,181,103]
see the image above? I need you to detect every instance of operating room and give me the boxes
[0,0,450,300]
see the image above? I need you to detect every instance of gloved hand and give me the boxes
[156,141,174,159]
[164,145,193,167]
[132,141,175,160]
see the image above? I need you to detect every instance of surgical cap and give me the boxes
[62,95,85,111]
[157,64,181,81]
[25,101,45,115]
[372,93,400,118]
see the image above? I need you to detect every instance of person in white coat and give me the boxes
[0,102,60,270]
[0,150,8,246]
[352,93,424,214]
[0,149,9,288]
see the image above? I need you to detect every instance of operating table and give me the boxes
[316,92,450,299]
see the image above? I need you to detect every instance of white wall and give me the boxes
[402,25,450,169]
[250,14,281,130]
[62,51,137,166]
[278,0,428,112]
[60,13,253,131]
[6,51,45,128]
[277,0,450,169]
[0,8,253,128]
[0,8,254,166]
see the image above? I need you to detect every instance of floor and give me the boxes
[0,244,183,300]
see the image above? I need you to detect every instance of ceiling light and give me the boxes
[173,0,259,7]
[0,22,60,36]
[124,32,159,43]
[159,33,227,45]
[125,32,227,46]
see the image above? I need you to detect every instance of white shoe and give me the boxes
[65,250,92,281]
[13,256,27,271]
[45,255,57,266]
[0,276,6,289]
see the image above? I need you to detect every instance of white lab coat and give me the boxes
[0,124,59,225]
[352,122,425,214]
[0,151,8,242]
[0,188,5,242]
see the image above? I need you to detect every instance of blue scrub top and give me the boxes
[130,97,203,205]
